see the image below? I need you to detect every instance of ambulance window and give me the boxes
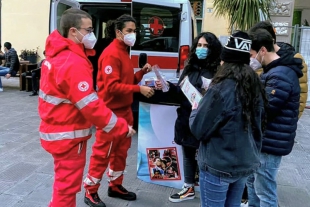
[57,3,71,29]
[132,3,181,52]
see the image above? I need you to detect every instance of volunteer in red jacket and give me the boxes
[84,14,154,207]
[38,9,135,207]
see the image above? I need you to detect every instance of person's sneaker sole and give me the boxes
[169,195,195,203]
[84,197,106,207]
[108,191,136,201]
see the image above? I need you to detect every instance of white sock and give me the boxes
[184,183,194,188]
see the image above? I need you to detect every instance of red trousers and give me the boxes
[49,141,87,207]
[84,108,133,193]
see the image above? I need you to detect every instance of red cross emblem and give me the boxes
[148,16,164,36]
[78,81,89,92]
[81,83,86,89]
[105,65,113,74]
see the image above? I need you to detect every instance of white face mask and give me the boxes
[120,31,136,47]
[75,29,97,49]
[250,50,263,70]
[250,58,262,70]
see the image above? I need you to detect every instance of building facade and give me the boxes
[0,0,309,58]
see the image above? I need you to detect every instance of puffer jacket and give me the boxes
[256,42,307,118]
[277,42,308,118]
[260,53,303,156]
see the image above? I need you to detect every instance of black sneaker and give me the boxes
[29,92,38,96]
[108,185,136,201]
[169,186,195,202]
[84,191,106,207]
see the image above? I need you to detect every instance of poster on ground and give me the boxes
[137,102,200,190]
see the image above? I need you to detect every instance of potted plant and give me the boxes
[19,46,40,64]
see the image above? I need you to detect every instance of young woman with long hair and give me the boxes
[189,31,268,207]
[167,32,223,203]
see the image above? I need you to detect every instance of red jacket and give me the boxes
[97,39,145,110]
[39,30,128,154]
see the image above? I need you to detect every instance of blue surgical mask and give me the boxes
[195,47,208,59]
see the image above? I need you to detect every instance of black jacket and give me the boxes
[260,51,303,156]
[168,61,216,148]
[0,48,20,75]
[189,79,264,177]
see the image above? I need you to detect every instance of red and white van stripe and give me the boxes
[131,55,178,69]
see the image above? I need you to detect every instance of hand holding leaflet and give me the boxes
[152,65,169,92]
[180,76,203,106]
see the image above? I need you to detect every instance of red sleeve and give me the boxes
[100,55,140,95]
[134,70,146,85]
[57,61,129,136]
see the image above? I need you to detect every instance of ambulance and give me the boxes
[50,0,197,81]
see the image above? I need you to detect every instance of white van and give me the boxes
[50,0,196,81]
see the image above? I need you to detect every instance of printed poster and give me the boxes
[137,102,200,190]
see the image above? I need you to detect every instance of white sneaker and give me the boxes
[169,186,195,202]
[241,200,249,207]
[0,88,3,92]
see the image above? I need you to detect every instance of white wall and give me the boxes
[1,0,50,59]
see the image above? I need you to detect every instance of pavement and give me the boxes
[0,77,310,207]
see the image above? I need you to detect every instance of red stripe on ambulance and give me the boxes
[131,55,178,69]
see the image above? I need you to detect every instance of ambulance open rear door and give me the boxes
[49,0,80,33]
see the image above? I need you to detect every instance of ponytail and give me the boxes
[104,14,136,40]
[105,20,116,39]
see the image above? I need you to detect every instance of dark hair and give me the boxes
[105,14,136,39]
[211,63,268,131]
[249,21,276,43]
[4,42,12,49]
[60,8,92,38]
[249,28,275,53]
[178,32,223,84]
[43,50,46,56]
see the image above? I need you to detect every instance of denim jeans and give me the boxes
[199,170,247,207]
[0,66,10,88]
[182,146,197,185]
[246,152,282,207]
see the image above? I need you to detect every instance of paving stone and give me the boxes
[297,164,310,180]
[13,201,45,207]
[35,161,54,175]
[0,141,28,155]
[0,162,40,183]
[5,173,52,197]
[278,185,310,207]
[0,132,27,145]
[0,181,16,194]
[0,194,22,206]
[24,178,53,205]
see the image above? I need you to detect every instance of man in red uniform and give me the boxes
[84,14,154,207]
[38,9,135,207]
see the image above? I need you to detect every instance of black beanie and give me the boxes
[220,31,251,65]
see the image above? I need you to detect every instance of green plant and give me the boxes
[19,46,40,60]
[213,0,275,32]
